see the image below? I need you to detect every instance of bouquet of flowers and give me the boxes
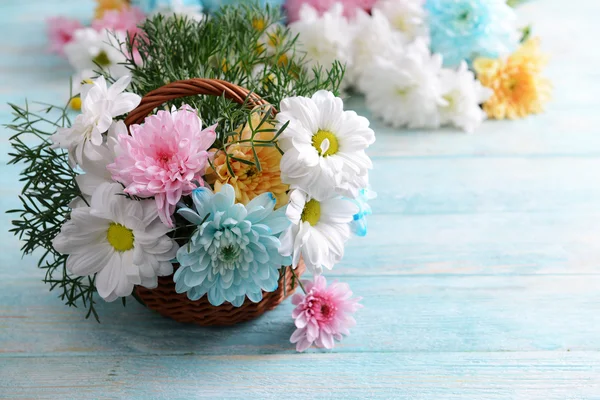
[10,4,371,352]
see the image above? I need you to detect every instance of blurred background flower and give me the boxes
[426,0,519,67]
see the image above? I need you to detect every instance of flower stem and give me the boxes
[289,267,306,294]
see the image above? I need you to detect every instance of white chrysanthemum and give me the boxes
[373,0,428,41]
[70,120,125,209]
[348,9,408,86]
[257,22,287,57]
[53,183,179,302]
[64,28,129,78]
[360,38,445,129]
[289,3,353,78]
[276,90,375,200]
[439,61,493,133]
[279,189,358,274]
[50,76,141,169]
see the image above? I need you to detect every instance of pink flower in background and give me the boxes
[108,105,217,228]
[290,275,362,352]
[92,7,146,41]
[47,17,83,55]
[285,0,377,22]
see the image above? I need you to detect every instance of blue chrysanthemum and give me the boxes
[425,0,519,67]
[174,184,291,306]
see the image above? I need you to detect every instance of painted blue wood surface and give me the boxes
[1,0,600,398]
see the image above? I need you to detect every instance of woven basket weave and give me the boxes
[126,78,303,326]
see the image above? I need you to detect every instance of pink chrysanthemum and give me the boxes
[284,0,377,22]
[47,17,83,55]
[290,275,362,352]
[91,7,145,40]
[108,105,216,227]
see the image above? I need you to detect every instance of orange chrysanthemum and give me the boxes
[206,114,288,207]
[474,38,552,120]
[95,0,129,19]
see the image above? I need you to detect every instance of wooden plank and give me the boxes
[1,275,599,356]
[1,352,599,399]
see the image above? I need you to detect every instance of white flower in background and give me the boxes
[279,189,358,274]
[150,0,205,22]
[289,3,353,79]
[439,61,493,133]
[360,38,445,129]
[50,75,141,169]
[257,22,287,57]
[348,9,408,86]
[64,28,129,79]
[276,90,375,200]
[53,183,178,302]
[373,0,428,41]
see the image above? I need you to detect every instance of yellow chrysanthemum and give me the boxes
[474,38,552,120]
[206,114,288,207]
[95,0,129,19]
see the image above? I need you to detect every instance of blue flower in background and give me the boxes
[350,188,377,237]
[174,185,291,307]
[425,0,519,67]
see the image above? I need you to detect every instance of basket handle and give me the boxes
[124,78,273,127]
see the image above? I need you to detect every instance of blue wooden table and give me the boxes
[1,0,599,398]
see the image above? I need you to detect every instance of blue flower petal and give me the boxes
[191,187,213,217]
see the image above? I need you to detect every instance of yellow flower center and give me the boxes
[393,16,408,32]
[245,166,259,178]
[301,199,321,226]
[312,130,339,157]
[221,58,229,73]
[268,33,282,48]
[92,50,111,67]
[277,53,289,66]
[69,97,82,111]
[252,17,266,31]
[107,223,134,252]
[443,93,456,110]
[395,87,411,97]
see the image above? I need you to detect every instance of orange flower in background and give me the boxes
[206,114,288,207]
[95,0,129,19]
[474,38,552,120]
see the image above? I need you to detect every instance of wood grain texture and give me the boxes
[1,0,600,399]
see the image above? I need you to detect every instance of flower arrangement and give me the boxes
[13,4,370,352]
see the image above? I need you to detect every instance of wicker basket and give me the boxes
[125,78,304,326]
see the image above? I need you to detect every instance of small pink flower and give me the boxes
[284,0,377,22]
[290,275,362,352]
[92,7,146,41]
[108,105,216,227]
[47,17,83,55]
